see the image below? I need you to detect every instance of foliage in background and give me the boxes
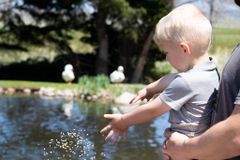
[78,74,110,95]
[108,83,144,97]
[211,27,240,53]
[77,74,145,98]
[210,27,240,73]
[66,30,95,54]
[0,0,95,66]
[147,61,173,82]
[78,74,145,97]
[0,1,239,83]
[0,27,94,66]
[108,0,172,82]
[0,0,172,83]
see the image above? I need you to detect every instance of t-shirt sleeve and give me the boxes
[159,76,194,111]
[234,89,240,105]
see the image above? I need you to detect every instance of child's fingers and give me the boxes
[100,124,112,134]
[104,114,117,119]
[105,130,114,142]
[121,132,127,141]
[130,96,141,104]
[129,96,137,104]
[112,132,119,144]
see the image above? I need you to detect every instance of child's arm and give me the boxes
[100,97,171,143]
[130,73,177,104]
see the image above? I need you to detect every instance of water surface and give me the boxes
[0,95,169,160]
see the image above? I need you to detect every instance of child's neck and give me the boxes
[188,53,209,69]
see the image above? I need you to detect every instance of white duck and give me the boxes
[62,64,75,85]
[110,66,125,83]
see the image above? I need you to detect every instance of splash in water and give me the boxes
[43,129,104,160]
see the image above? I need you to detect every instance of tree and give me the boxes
[90,0,172,82]
[89,0,145,75]
[0,0,94,65]
[0,0,173,82]
[130,0,172,83]
[130,28,155,83]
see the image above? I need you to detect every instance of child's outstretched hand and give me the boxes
[101,128,127,144]
[100,114,128,144]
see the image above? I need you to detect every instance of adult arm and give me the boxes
[164,105,240,160]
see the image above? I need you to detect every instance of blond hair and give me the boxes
[154,4,212,56]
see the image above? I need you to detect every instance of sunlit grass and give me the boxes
[210,27,240,74]
[211,27,240,53]
[0,80,78,89]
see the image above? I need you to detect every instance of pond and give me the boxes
[0,95,170,160]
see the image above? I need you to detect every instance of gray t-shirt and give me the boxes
[160,60,219,137]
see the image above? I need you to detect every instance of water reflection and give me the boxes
[62,99,75,119]
[0,95,169,160]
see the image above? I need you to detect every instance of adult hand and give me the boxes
[162,130,191,160]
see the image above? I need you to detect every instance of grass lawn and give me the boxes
[0,80,79,89]
[211,27,240,53]
[210,27,240,72]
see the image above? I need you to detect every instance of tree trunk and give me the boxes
[95,5,109,75]
[131,28,155,83]
[96,28,109,74]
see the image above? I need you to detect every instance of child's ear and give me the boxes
[180,42,191,55]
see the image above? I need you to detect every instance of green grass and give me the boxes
[209,27,240,73]
[78,74,110,94]
[211,27,240,53]
[78,75,145,96]
[0,80,79,89]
